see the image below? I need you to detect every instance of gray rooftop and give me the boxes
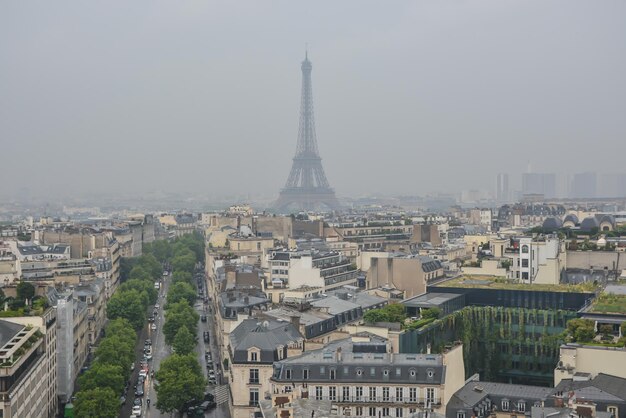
[403,292,463,308]
[0,320,26,348]
[554,373,626,403]
[229,318,303,364]
[263,306,333,326]
[272,338,446,385]
[309,296,360,315]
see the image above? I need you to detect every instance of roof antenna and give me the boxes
[305,42,308,60]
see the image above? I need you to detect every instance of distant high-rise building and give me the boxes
[599,173,626,197]
[495,173,509,202]
[522,173,556,198]
[570,172,597,199]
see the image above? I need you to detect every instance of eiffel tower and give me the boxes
[274,53,340,212]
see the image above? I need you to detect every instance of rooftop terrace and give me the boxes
[436,276,597,293]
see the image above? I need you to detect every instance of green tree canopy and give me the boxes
[171,253,196,274]
[78,363,125,395]
[172,326,197,356]
[107,289,147,329]
[363,309,390,323]
[164,301,199,345]
[138,253,163,278]
[17,281,35,301]
[129,265,151,282]
[155,354,206,414]
[567,318,596,343]
[166,282,196,307]
[74,387,119,418]
[95,335,135,374]
[171,271,193,286]
[120,279,158,305]
[104,318,137,347]
[421,308,441,320]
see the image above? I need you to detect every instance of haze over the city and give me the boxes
[1,1,625,200]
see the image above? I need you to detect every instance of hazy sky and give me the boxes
[1,1,625,200]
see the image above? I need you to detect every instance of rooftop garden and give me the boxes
[362,303,441,331]
[565,318,626,348]
[0,282,49,317]
[588,292,626,315]
[437,276,597,293]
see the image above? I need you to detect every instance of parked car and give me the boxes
[203,332,210,343]
[139,369,148,379]
[144,353,153,361]
[200,400,216,410]
[145,338,152,346]
[200,315,207,322]
[135,387,144,397]
[133,398,142,407]
[132,405,142,416]
[120,395,126,405]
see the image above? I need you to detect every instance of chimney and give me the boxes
[336,346,342,362]
[290,315,301,330]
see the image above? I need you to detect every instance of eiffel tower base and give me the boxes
[274,188,339,212]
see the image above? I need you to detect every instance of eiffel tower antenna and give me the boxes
[273,53,339,212]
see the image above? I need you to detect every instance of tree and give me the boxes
[155,354,206,414]
[120,279,158,305]
[74,387,119,418]
[129,265,151,282]
[16,281,35,301]
[104,318,137,348]
[363,309,390,324]
[107,289,147,329]
[384,303,407,323]
[164,301,199,345]
[172,326,196,355]
[171,253,196,274]
[166,282,196,307]
[421,308,441,320]
[567,318,595,343]
[78,363,125,395]
[95,335,135,374]
[138,253,163,278]
[171,271,193,286]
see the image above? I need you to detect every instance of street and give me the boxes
[120,271,230,418]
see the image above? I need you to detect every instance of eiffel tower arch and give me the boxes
[273,53,340,212]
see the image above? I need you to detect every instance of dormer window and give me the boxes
[249,349,259,362]
[517,401,526,412]
[427,369,434,379]
[356,368,363,377]
[502,400,509,411]
[383,369,389,377]
[330,368,336,379]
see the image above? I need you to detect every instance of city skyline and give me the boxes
[1,1,626,200]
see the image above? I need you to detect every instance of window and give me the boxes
[355,387,363,401]
[330,369,336,379]
[369,407,377,417]
[356,368,363,376]
[285,369,291,379]
[426,388,435,405]
[303,369,309,380]
[518,402,526,412]
[608,407,618,417]
[343,386,350,402]
[522,272,529,280]
[383,369,390,377]
[249,369,259,384]
[329,386,337,401]
[521,259,529,268]
[502,400,509,411]
[396,408,404,418]
[409,388,417,402]
[320,366,325,375]
[249,389,259,406]
[396,387,403,401]
[370,367,376,376]
[250,351,258,362]
[355,406,363,416]
[396,368,402,376]
[369,387,377,401]
[315,386,322,401]
[382,407,390,417]
[521,245,529,254]
[427,370,434,378]
[383,387,390,402]
[409,369,416,378]
[457,412,466,418]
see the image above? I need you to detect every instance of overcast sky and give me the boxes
[1,1,625,200]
